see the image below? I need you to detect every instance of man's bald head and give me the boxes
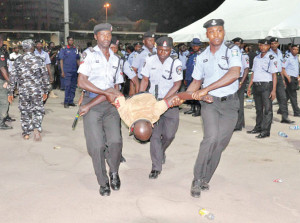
[133,120,152,142]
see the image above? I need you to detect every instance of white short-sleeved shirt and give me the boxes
[141,55,183,99]
[240,52,250,77]
[179,50,189,70]
[127,52,135,66]
[269,49,283,72]
[252,52,278,82]
[192,41,242,97]
[132,46,157,79]
[121,59,136,80]
[78,46,124,90]
[282,53,299,77]
[34,49,51,65]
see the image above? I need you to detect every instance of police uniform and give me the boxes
[140,36,183,175]
[282,46,300,116]
[77,23,124,189]
[232,38,250,130]
[0,46,9,127]
[7,39,50,136]
[58,42,80,105]
[132,32,157,79]
[269,37,293,123]
[248,39,278,137]
[191,19,241,196]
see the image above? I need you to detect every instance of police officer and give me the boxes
[139,36,183,179]
[177,19,242,198]
[184,38,202,116]
[232,37,250,131]
[269,37,294,123]
[7,39,50,140]
[0,34,12,130]
[132,31,156,80]
[59,36,80,108]
[282,44,300,116]
[247,39,277,138]
[77,23,124,197]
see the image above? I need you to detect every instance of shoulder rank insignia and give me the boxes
[88,47,95,52]
[137,48,144,54]
[224,41,235,49]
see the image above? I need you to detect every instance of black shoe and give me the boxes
[247,129,261,134]
[64,103,69,108]
[120,155,126,163]
[68,103,76,106]
[201,181,210,191]
[4,116,16,122]
[0,122,13,130]
[256,132,270,139]
[192,105,201,117]
[149,170,161,179]
[184,105,195,115]
[109,172,121,191]
[234,128,242,132]
[162,153,166,165]
[281,119,295,124]
[99,182,111,196]
[190,179,201,198]
[277,110,282,114]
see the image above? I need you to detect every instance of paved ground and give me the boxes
[1,89,300,223]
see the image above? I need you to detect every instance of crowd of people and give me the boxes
[0,18,299,198]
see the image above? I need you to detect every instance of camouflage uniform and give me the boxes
[7,52,50,136]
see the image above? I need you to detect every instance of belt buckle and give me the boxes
[221,96,227,102]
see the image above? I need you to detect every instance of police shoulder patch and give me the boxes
[176,65,183,75]
[231,49,239,57]
[285,54,290,58]
[137,48,144,54]
[81,52,87,60]
[242,52,247,55]
[224,41,235,49]
[88,47,95,52]
[269,55,274,60]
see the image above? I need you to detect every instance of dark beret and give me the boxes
[143,31,155,39]
[203,19,224,28]
[133,42,143,47]
[94,23,112,34]
[67,36,74,40]
[258,39,271,45]
[232,37,243,44]
[35,39,43,44]
[110,36,119,45]
[269,37,279,43]
[190,38,201,46]
[156,36,173,47]
[292,44,299,48]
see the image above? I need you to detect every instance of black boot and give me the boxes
[184,104,195,115]
[192,104,201,117]
[0,121,13,130]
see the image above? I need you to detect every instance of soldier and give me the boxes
[269,37,294,123]
[0,34,12,130]
[184,38,202,116]
[282,44,300,116]
[7,39,50,140]
[77,23,124,197]
[232,37,250,131]
[174,19,242,198]
[247,39,277,138]
[59,36,80,108]
[139,36,183,179]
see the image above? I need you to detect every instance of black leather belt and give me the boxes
[214,92,238,102]
[253,81,272,86]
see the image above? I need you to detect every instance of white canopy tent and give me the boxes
[169,0,300,44]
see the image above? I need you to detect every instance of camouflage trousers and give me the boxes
[18,93,45,136]
[0,79,9,123]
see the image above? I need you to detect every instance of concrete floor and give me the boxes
[1,89,300,223]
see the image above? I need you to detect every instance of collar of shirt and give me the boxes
[34,49,46,55]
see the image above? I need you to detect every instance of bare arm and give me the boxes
[60,60,65,78]
[247,72,254,97]
[0,67,9,81]
[79,95,107,116]
[163,80,182,99]
[192,66,241,100]
[281,68,291,83]
[240,67,249,86]
[77,59,80,67]
[46,64,51,77]
[131,76,140,94]
[139,76,149,92]
[270,73,277,100]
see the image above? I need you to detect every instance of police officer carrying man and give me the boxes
[232,37,250,131]
[0,34,12,130]
[174,19,242,198]
[184,38,202,116]
[139,36,183,179]
[77,23,124,197]
[269,37,294,123]
[59,36,80,108]
[247,39,277,138]
[282,44,300,116]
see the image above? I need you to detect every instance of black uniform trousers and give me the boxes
[194,93,239,183]
[276,73,289,120]
[82,98,123,187]
[235,78,247,129]
[253,82,273,134]
[285,76,300,115]
[150,107,179,172]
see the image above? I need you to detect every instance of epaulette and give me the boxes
[114,53,121,59]
[269,55,274,60]
[224,41,235,49]
[88,47,95,52]
[148,52,156,57]
[170,55,178,60]
[285,54,290,58]
[137,48,144,54]
[242,52,247,55]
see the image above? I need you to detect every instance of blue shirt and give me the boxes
[282,53,299,78]
[185,51,199,81]
[192,41,242,97]
[59,45,80,72]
